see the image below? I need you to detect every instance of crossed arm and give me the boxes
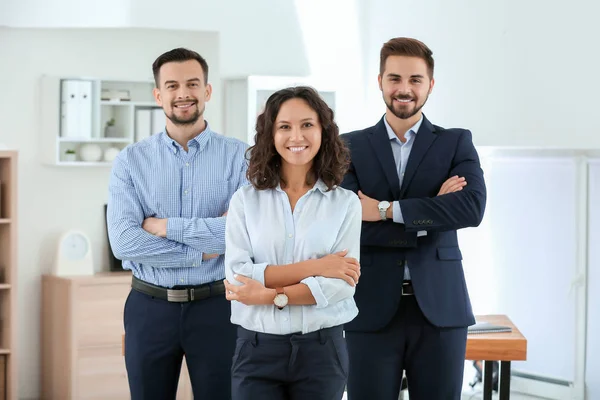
[223,192,362,308]
[107,153,246,267]
[343,130,484,245]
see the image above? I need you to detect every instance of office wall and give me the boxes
[0,27,221,399]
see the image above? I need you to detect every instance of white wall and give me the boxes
[0,27,222,399]
[360,0,600,148]
[1,0,311,78]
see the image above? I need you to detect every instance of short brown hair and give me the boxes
[246,86,349,191]
[380,37,434,78]
[152,47,209,87]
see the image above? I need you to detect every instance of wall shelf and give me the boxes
[40,76,164,167]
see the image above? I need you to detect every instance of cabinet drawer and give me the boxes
[77,346,129,399]
[76,283,130,348]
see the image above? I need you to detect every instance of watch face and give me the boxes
[62,233,89,260]
[379,201,390,209]
[274,293,288,308]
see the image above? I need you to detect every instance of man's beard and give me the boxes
[166,103,204,126]
[385,94,428,120]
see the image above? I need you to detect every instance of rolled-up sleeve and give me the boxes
[301,193,362,308]
[224,189,269,286]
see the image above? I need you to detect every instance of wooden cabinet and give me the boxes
[41,273,192,400]
[0,150,17,400]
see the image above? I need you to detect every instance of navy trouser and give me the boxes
[346,295,468,400]
[231,325,349,400]
[124,288,236,400]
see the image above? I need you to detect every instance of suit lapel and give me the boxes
[399,115,438,197]
[367,117,401,198]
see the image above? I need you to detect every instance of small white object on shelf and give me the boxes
[103,147,121,162]
[79,143,103,162]
[53,230,94,276]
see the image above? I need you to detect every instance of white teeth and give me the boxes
[175,103,194,108]
[395,99,412,103]
[288,146,307,153]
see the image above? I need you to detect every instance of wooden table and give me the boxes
[466,315,527,400]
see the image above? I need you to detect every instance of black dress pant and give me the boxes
[346,295,468,400]
[231,325,349,400]
[124,288,237,400]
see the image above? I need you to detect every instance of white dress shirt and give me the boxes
[225,179,361,334]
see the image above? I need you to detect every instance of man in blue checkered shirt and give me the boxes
[107,47,249,400]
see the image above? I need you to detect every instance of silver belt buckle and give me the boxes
[167,288,189,302]
[401,282,413,296]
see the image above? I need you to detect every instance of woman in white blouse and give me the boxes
[223,86,362,400]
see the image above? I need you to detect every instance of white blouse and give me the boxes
[224,179,361,334]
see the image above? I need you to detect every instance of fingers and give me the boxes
[333,249,349,257]
[341,273,357,287]
[349,262,361,278]
[438,176,466,195]
[223,279,237,301]
[233,274,250,283]
[345,257,359,266]
[446,179,467,193]
[358,190,365,199]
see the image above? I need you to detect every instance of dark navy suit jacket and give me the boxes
[340,115,486,331]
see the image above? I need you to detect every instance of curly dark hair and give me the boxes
[246,86,350,191]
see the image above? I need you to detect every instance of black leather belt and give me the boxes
[131,276,225,303]
[401,280,415,296]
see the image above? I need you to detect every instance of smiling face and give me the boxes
[153,59,212,126]
[273,98,322,172]
[378,55,434,120]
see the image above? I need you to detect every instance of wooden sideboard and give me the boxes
[41,272,192,400]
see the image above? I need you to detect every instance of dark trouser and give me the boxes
[124,288,236,400]
[231,325,349,400]
[346,295,468,400]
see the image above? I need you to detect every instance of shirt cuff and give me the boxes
[392,201,404,224]
[251,263,269,286]
[300,276,328,309]
[166,217,184,243]
[185,247,203,268]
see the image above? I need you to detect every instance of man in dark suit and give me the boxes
[340,37,487,400]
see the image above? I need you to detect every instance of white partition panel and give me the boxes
[462,155,580,383]
[585,159,600,400]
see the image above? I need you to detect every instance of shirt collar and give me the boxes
[275,178,332,195]
[160,120,214,152]
[384,114,423,142]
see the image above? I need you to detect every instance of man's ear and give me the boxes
[205,83,212,102]
[153,87,162,106]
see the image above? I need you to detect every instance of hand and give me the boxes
[437,175,467,196]
[316,250,361,286]
[202,253,219,260]
[224,275,275,305]
[357,190,382,222]
[142,217,167,237]
[222,211,228,217]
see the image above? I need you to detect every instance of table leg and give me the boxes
[499,361,511,400]
[483,360,493,400]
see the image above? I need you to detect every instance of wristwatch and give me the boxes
[378,201,391,221]
[273,287,288,310]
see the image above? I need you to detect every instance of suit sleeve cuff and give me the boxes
[300,277,328,309]
[392,201,404,224]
